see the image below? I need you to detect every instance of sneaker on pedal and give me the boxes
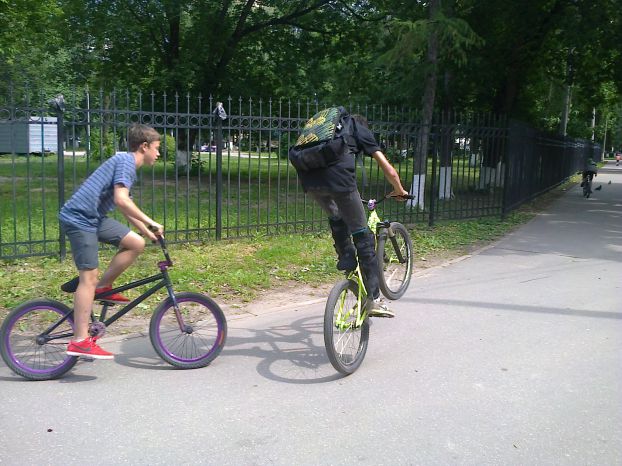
[66,337,114,359]
[366,297,395,318]
[95,286,130,303]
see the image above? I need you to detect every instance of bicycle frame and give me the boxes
[334,267,368,330]
[366,199,407,264]
[38,237,180,343]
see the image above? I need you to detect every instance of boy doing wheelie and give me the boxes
[289,108,408,318]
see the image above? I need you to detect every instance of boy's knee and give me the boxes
[134,236,146,253]
[79,269,99,288]
[121,232,145,253]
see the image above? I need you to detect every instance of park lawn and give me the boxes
[1,151,492,258]
[0,197,545,320]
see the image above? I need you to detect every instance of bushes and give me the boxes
[87,129,175,163]
[88,130,116,161]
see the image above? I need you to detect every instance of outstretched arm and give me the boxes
[113,185,163,240]
[371,151,409,198]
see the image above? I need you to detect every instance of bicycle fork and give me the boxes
[335,268,367,330]
[378,222,406,264]
[162,270,191,334]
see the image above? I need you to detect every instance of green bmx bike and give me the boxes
[324,194,414,375]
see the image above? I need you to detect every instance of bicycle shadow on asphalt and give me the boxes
[113,314,345,384]
[222,314,343,385]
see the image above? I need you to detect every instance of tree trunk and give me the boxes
[438,0,455,201]
[408,0,440,210]
[560,84,572,136]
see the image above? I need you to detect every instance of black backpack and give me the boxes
[288,106,351,172]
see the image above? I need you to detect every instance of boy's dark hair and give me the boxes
[128,124,160,151]
[351,114,369,129]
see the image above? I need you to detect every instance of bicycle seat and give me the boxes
[60,277,121,304]
[60,276,79,293]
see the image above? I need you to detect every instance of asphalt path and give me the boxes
[1,162,621,465]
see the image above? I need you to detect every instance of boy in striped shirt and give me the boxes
[59,124,164,359]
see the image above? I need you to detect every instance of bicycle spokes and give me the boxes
[324,279,370,375]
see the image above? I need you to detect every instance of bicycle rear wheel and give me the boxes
[149,292,227,369]
[324,279,369,375]
[0,299,78,380]
[377,222,413,300]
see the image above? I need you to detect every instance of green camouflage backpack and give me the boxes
[288,106,351,171]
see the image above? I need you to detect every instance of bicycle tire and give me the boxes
[377,222,414,300]
[149,292,227,369]
[0,299,78,380]
[323,279,369,375]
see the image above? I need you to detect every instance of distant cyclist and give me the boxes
[581,158,598,195]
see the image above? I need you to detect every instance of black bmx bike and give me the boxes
[324,194,414,375]
[0,234,227,380]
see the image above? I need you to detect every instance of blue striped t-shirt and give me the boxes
[59,152,137,231]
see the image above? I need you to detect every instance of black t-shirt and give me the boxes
[296,115,381,192]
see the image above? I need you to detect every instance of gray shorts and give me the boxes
[62,217,131,270]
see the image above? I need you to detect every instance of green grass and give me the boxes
[1,151,499,258]
[0,182,559,320]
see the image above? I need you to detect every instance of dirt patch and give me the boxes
[219,282,333,317]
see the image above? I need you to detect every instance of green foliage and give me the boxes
[89,130,116,161]
[161,133,177,162]
[382,12,483,69]
[0,0,621,142]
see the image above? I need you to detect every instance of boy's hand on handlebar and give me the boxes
[146,222,164,241]
[388,189,410,201]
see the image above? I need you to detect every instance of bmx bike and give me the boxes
[0,234,227,380]
[324,194,414,375]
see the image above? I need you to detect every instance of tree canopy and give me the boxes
[1,0,620,146]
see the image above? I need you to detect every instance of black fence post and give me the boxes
[213,102,227,240]
[501,120,514,219]
[428,123,438,227]
[50,95,66,259]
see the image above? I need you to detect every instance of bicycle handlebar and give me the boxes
[362,193,414,208]
[147,225,172,266]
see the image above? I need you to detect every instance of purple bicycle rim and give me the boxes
[5,305,75,375]
[155,297,223,363]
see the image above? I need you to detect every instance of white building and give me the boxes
[0,116,58,153]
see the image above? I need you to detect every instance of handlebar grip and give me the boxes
[387,194,414,200]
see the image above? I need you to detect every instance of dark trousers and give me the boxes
[308,190,380,299]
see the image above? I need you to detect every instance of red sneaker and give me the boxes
[95,286,130,303]
[66,338,114,359]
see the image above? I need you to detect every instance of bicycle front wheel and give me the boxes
[149,292,227,369]
[377,222,414,300]
[0,299,78,380]
[324,279,369,375]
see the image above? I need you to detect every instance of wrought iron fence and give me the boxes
[0,87,601,259]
